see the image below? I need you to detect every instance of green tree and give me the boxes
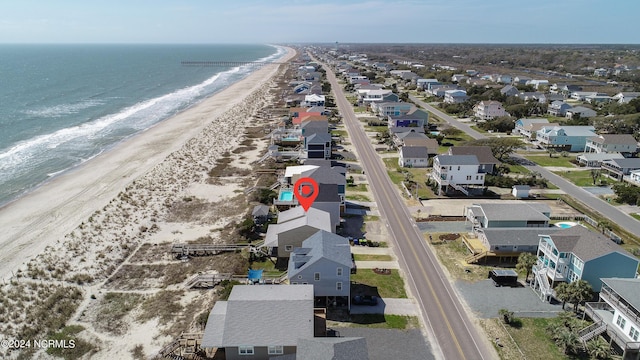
[569,280,593,313]
[516,252,537,282]
[498,308,514,324]
[441,126,464,138]
[554,328,580,355]
[464,137,524,161]
[586,336,610,360]
[591,169,601,185]
[555,282,572,310]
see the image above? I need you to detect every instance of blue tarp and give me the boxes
[248,269,263,282]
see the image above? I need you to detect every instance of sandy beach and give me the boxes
[0,46,295,358]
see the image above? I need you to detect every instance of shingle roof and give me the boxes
[400,146,429,159]
[315,183,341,202]
[202,285,314,348]
[252,204,270,217]
[306,132,332,144]
[600,278,640,312]
[302,166,346,186]
[604,158,640,168]
[265,208,333,247]
[588,134,638,146]
[449,146,500,165]
[474,203,550,222]
[435,154,479,166]
[288,230,353,278]
[551,226,635,261]
[482,227,560,247]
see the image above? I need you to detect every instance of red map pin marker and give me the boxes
[293,177,319,212]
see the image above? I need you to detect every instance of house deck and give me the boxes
[462,234,521,264]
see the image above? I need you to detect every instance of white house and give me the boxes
[431,155,485,196]
[473,100,508,120]
[584,134,639,155]
[398,146,429,168]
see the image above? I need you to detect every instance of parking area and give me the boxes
[335,328,434,360]
[455,279,562,318]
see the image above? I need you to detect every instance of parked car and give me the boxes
[353,295,378,306]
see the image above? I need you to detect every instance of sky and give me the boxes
[0,0,638,44]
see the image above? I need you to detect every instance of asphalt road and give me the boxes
[326,69,494,359]
[409,95,640,237]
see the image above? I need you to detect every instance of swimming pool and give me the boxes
[279,190,294,201]
[555,221,577,229]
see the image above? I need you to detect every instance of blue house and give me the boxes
[536,125,597,152]
[532,226,639,302]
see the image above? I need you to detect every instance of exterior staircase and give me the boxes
[533,265,554,301]
[579,321,607,344]
[465,251,488,264]
[450,182,470,196]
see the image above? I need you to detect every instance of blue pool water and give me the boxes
[555,222,577,229]
[279,190,294,201]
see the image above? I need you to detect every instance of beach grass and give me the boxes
[553,169,611,187]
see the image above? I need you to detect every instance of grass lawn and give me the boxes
[553,169,612,187]
[350,269,407,298]
[524,155,576,168]
[363,215,380,222]
[348,183,368,192]
[332,129,348,138]
[340,314,420,330]
[249,258,282,276]
[632,213,640,221]
[505,163,531,175]
[353,254,394,261]
[346,194,372,202]
[382,157,435,199]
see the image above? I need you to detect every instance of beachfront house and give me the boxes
[536,125,597,152]
[264,207,333,260]
[302,166,346,214]
[448,146,500,174]
[473,100,508,120]
[465,203,551,229]
[601,158,640,181]
[431,155,485,196]
[202,285,316,360]
[304,132,332,160]
[584,134,639,155]
[583,278,640,359]
[303,94,326,107]
[398,146,430,168]
[531,226,640,302]
[288,230,354,309]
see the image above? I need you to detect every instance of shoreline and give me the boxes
[0,46,295,283]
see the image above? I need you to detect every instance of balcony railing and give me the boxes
[600,286,640,325]
[585,302,640,351]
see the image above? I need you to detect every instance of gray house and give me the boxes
[288,230,354,308]
[202,285,315,360]
[448,146,501,174]
[305,132,332,159]
[310,183,342,231]
[264,207,333,259]
[466,203,551,228]
[302,166,347,214]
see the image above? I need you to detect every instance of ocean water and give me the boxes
[0,44,283,207]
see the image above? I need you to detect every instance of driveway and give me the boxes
[455,279,562,318]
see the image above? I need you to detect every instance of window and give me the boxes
[336,282,343,291]
[458,166,461,171]
[337,267,343,276]
[268,346,284,355]
[466,175,472,180]
[630,327,639,341]
[616,315,626,329]
[297,275,302,279]
[314,272,320,281]
[239,346,254,355]
[285,245,293,252]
